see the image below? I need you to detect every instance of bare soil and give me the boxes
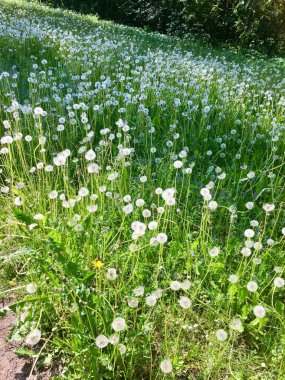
[0,310,51,380]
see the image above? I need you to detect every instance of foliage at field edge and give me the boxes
[36,0,285,56]
[0,0,285,379]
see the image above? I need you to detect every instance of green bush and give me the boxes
[37,0,285,54]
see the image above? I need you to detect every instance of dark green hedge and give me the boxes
[39,0,285,55]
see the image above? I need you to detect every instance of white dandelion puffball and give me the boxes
[131,221,146,238]
[118,344,127,355]
[34,107,44,116]
[26,283,37,294]
[111,317,126,332]
[228,274,239,284]
[253,242,263,251]
[155,187,163,195]
[173,160,183,169]
[85,149,96,161]
[123,195,131,202]
[108,172,119,181]
[247,281,258,292]
[152,288,163,299]
[109,334,119,345]
[162,188,176,204]
[146,295,157,307]
[128,298,139,308]
[133,286,144,297]
[181,279,191,290]
[206,181,214,190]
[209,247,219,257]
[95,335,109,348]
[165,197,176,206]
[253,305,266,318]
[48,190,58,199]
[14,196,22,206]
[25,329,41,346]
[208,200,218,211]
[87,163,99,174]
[87,205,98,213]
[122,203,133,214]
[200,187,211,201]
[215,329,228,341]
[273,277,284,288]
[148,221,158,231]
[142,209,151,218]
[229,318,243,332]
[34,213,44,221]
[245,241,254,250]
[247,171,255,179]
[140,176,147,183]
[241,247,251,257]
[160,360,173,374]
[178,296,192,309]
[136,198,145,207]
[246,241,254,250]
[262,203,275,213]
[156,233,168,244]
[78,187,89,197]
[200,187,210,198]
[106,268,118,281]
[244,229,255,238]
[217,172,226,180]
[29,223,38,231]
[170,281,181,291]
[274,266,283,274]
[246,202,254,210]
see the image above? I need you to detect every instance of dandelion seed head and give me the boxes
[25,329,41,346]
[160,360,173,374]
[215,329,228,341]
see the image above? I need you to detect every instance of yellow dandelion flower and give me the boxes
[92,260,103,269]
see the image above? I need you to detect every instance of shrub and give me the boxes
[37,0,285,55]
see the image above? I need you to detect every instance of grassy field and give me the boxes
[0,0,285,379]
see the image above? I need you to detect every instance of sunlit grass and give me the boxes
[0,1,285,379]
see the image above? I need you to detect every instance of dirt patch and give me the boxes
[0,310,51,380]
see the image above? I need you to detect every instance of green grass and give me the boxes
[0,0,285,379]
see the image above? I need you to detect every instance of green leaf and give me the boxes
[15,347,36,357]
[238,288,247,303]
[13,208,34,225]
[43,353,53,365]
[9,331,23,342]
[206,165,214,175]
[250,318,260,326]
[275,300,285,314]
[191,239,199,250]
[48,229,62,245]
[9,294,53,312]
[241,304,250,318]
[210,262,225,273]
[43,269,61,287]
[0,308,7,317]
[81,271,96,284]
[258,317,268,330]
[227,284,238,302]
[48,229,64,253]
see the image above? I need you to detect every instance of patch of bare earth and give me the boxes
[0,310,51,380]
